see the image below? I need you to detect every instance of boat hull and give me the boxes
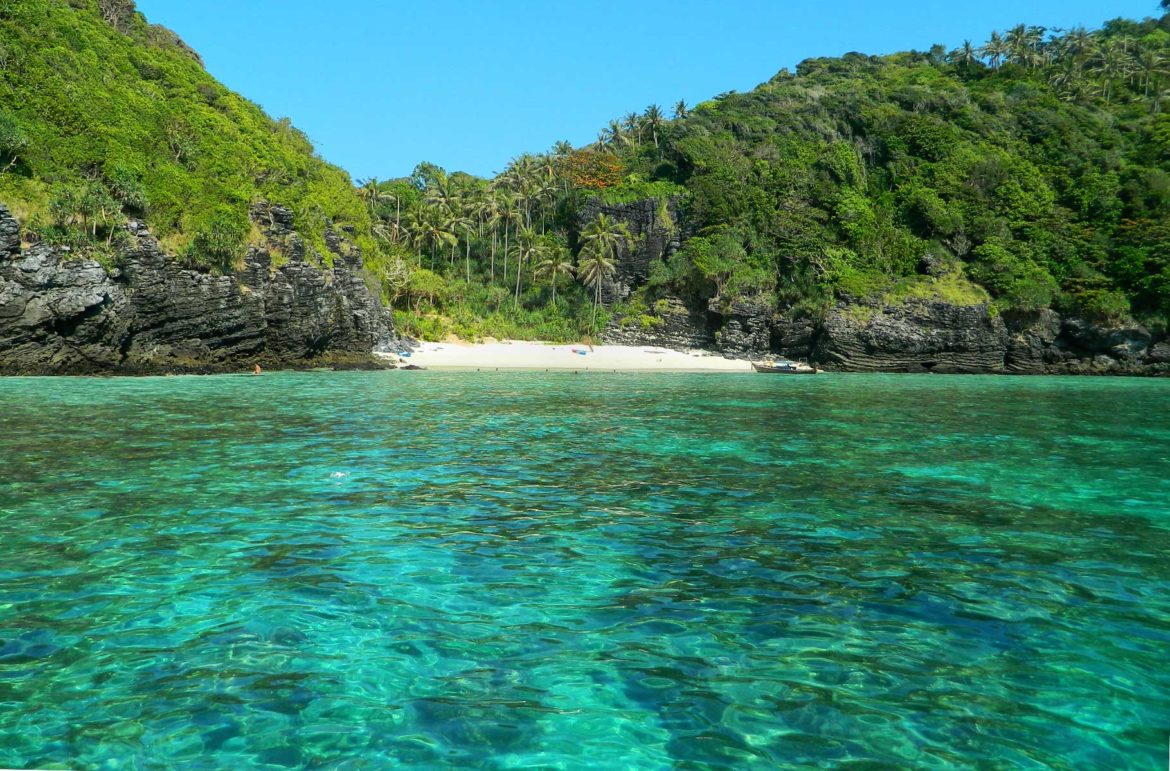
[751,362,819,374]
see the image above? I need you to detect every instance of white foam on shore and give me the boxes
[379,341,754,372]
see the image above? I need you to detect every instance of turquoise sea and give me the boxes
[0,372,1168,769]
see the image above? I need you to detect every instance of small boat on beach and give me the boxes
[751,360,819,374]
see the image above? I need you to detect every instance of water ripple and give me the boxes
[0,372,1167,769]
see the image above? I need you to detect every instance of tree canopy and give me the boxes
[0,0,375,270]
[2,2,1167,342]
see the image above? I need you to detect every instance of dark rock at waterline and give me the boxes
[1147,341,1170,364]
[0,243,132,372]
[1058,317,1151,360]
[1003,308,1063,373]
[812,299,1009,373]
[603,286,1167,376]
[709,294,773,358]
[0,203,397,375]
[772,315,819,360]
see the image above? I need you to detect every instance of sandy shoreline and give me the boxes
[378,341,755,372]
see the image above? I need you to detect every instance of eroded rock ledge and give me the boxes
[0,204,396,375]
[604,293,1169,376]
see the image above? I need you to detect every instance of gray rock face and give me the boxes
[1003,308,1063,373]
[1058,318,1151,360]
[710,295,772,357]
[1000,312,1163,375]
[0,244,132,372]
[1147,342,1170,364]
[0,203,395,375]
[603,295,715,350]
[812,300,1009,373]
[0,207,19,256]
[772,316,819,360]
[578,197,681,304]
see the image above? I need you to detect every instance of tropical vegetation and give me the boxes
[355,10,1170,338]
[2,1,1169,342]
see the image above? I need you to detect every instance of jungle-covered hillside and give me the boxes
[0,0,380,271]
[2,1,1168,342]
[368,12,1170,340]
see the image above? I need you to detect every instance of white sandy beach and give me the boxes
[379,341,755,372]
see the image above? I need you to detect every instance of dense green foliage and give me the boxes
[0,0,374,269]
[3,2,1167,341]
[370,12,1170,338]
[605,16,1170,326]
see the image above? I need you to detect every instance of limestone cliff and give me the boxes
[577,197,682,304]
[590,197,1168,375]
[0,204,395,375]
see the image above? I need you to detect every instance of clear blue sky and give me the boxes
[136,0,1157,181]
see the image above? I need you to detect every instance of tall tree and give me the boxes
[358,178,390,218]
[982,31,1008,69]
[535,242,574,307]
[643,104,665,149]
[578,213,632,330]
[510,226,544,306]
[951,40,980,70]
[622,112,642,139]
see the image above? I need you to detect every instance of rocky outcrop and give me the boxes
[603,295,715,349]
[601,286,1169,376]
[0,204,396,375]
[1003,308,1063,373]
[797,301,1167,375]
[710,294,772,358]
[1003,310,1164,375]
[593,214,1170,373]
[0,244,132,372]
[578,197,681,304]
[812,299,1010,373]
[772,315,819,360]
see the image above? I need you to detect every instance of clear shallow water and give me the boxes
[0,372,1168,770]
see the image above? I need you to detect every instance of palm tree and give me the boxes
[1091,40,1131,102]
[1134,49,1166,97]
[1025,26,1048,69]
[1049,58,1086,101]
[504,153,542,227]
[600,120,626,152]
[643,104,665,149]
[535,242,574,307]
[358,178,391,218]
[416,209,456,270]
[453,208,476,283]
[673,99,689,119]
[951,40,979,70]
[383,188,404,243]
[371,219,394,244]
[1155,85,1170,114]
[499,192,522,284]
[482,189,503,283]
[510,226,544,306]
[1005,24,1030,68]
[622,112,643,140]
[578,213,632,330]
[1062,27,1094,64]
[982,32,1008,69]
